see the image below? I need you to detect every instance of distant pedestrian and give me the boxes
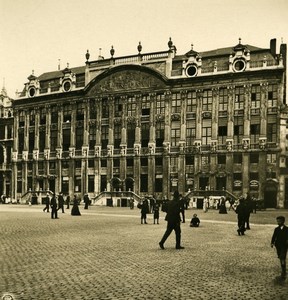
[219,197,227,214]
[244,192,253,229]
[139,198,149,224]
[203,197,208,213]
[235,197,246,235]
[271,216,288,281]
[66,195,70,209]
[84,193,90,209]
[153,202,160,224]
[57,192,65,213]
[159,191,184,250]
[228,197,235,211]
[179,194,185,223]
[190,214,200,227]
[43,193,50,213]
[50,193,58,219]
[71,195,81,216]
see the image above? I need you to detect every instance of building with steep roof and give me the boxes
[11,38,287,208]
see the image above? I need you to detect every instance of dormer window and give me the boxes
[63,80,72,92]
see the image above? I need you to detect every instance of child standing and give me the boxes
[190,214,200,227]
[271,216,288,280]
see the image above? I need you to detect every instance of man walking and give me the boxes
[57,192,65,213]
[159,191,184,250]
[43,193,50,212]
[50,193,58,219]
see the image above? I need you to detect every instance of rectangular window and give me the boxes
[201,155,210,166]
[39,131,45,152]
[102,98,109,118]
[155,157,162,166]
[19,111,25,127]
[234,117,244,145]
[141,94,150,115]
[267,123,277,142]
[185,155,194,165]
[114,125,121,149]
[62,160,69,169]
[76,127,83,150]
[18,131,24,153]
[156,93,165,114]
[63,104,72,122]
[39,108,46,125]
[171,92,181,113]
[89,126,96,149]
[219,88,228,111]
[156,122,164,147]
[127,124,135,148]
[218,126,227,145]
[90,100,97,119]
[63,128,70,151]
[186,127,196,146]
[51,106,58,124]
[155,178,163,193]
[76,102,85,121]
[50,130,57,151]
[127,158,134,167]
[267,153,277,164]
[88,159,94,168]
[114,97,122,117]
[186,91,197,113]
[127,96,136,116]
[74,176,81,192]
[202,119,211,145]
[171,121,180,147]
[251,85,261,108]
[268,84,278,107]
[141,123,150,147]
[218,154,226,164]
[234,87,244,110]
[88,175,94,193]
[233,153,242,164]
[250,124,260,145]
[250,153,259,163]
[101,126,109,149]
[29,110,35,126]
[202,90,212,111]
[101,159,107,167]
[29,131,34,153]
[141,157,148,166]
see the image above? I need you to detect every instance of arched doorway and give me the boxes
[125,177,134,192]
[264,179,278,208]
[111,177,122,191]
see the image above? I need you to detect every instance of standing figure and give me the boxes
[57,192,65,213]
[140,198,149,224]
[190,214,200,227]
[50,193,58,219]
[244,192,253,229]
[71,195,81,216]
[43,193,50,213]
[84,193,90,209]
[159,191,184,250]
[219,197,227,214]
[271,216,288,281]
[235,197,246,235]
[153,202,160,224]
[66,195,70,209]
[203,197,208,213]
[179,195,185,223]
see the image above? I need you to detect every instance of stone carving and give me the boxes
[259,138,267,150]
[226,140,233,152]
[148,143,155,155]
[33,150,39,160]
[69,148,75,158]
[94,146,101,157]
[120,145,127,156]
[242,138,250,150]
[44,149,50,160]
[134,144,140,156]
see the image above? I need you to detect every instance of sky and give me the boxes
[0,0,287,96]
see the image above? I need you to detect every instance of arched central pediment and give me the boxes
[85,65,168,96]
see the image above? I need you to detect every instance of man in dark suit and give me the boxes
[50,193,58,219]
[43,193,50,212]
[271,216,288,280]
[57,192,65,213]
[159,191,184,250]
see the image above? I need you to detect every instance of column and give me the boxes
[148,93,156,196]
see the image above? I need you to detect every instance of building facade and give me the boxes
[11,38,287,207]
[0,86,13,199]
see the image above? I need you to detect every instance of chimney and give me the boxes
[270,38,276,57]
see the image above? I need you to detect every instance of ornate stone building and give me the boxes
[0,86,13,199]
[12,38,287,207]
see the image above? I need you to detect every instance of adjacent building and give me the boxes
[11,38,287,207]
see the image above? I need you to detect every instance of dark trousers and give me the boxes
[245,213,251,229]
[160,221,181,247]
[141,212,147,223]
[43,205,49,212]
[238,216,245,233]
[51,207,58,219]
[181,211,185,223]
[57,205,64,213]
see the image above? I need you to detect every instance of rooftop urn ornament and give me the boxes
[110,45,115,57]
[168,37,173,49]
[137,41,142,54]
[85,49,90,62]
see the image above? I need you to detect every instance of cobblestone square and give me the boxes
[1,205,288,300]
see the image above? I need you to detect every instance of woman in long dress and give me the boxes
[71,195,81,216]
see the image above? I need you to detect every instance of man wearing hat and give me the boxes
[43,193,50,213]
